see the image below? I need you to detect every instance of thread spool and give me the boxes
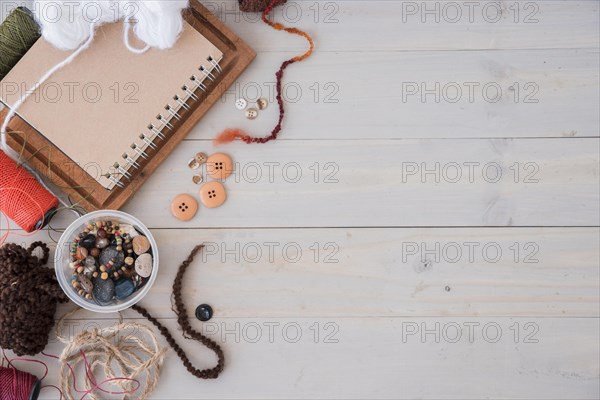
[0,7,40,80]
[0,366,41,400]
[0,150,58,232]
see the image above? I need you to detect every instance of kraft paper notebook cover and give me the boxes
[2,21,222,190]
[0,1,255,210]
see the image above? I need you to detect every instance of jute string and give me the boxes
[55,308,167,400]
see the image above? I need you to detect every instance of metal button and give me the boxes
[188,158,200,170]
[192,175,203,185]
[235,98,247,110]
[245,108,258,120]
[256,98,268,110]
[195,152,208,165]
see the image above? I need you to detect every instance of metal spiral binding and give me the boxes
[105,56,222,190]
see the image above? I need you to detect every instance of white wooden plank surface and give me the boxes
[207,0,600,52]
[1,1,599,399]
[120,138,599,228]
[20,314,598,399]
[189,49,600,140]
[10,227,600,318]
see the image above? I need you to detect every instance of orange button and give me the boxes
[206,153,233,180]
[171,194,198,221]
[199,181,227,208]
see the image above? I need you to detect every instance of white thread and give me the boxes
[124,16,150,54]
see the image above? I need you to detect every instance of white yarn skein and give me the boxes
[1,0,188,135]
[34,0,189,51]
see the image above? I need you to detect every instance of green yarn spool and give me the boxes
[0,7,40,81]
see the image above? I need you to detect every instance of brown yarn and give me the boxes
[131,245,224,379]
[0,242,68,356]
[214,0,314,145]
[238,0,286,12]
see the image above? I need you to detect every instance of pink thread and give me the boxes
[0,367,38,400]
[0,349,141,400]
[42,351,141,399]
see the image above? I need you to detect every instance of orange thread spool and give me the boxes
[0,149,58,233]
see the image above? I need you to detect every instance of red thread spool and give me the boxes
[0,366,41,400]
[0,150,58,232]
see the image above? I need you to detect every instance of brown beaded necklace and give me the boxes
[132,245,225,379]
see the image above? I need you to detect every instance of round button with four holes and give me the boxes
[206,153,233,180]
[170,194,198,221]
[235,98,247,110]
[199,181,227,208]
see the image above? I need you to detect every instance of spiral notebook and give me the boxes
[1,20,222,190]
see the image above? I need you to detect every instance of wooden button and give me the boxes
[199,181,227,208]
[207,153,233,180]
[171,194,198,221]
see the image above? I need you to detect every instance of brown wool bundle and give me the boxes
[0,242,68,356]
[238,0,287,12]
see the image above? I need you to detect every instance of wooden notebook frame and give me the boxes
[0,1,255,211]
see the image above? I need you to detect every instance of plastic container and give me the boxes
[55,210,159,313]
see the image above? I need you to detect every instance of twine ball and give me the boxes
[0,7,40,80]
[238,0,287,12]
[0,242,68,356]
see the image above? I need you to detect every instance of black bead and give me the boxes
[195,304,213,321]
[80,234,97,249]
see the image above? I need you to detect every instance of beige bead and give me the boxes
[101,272,109,280]
[133,235,151,255]
[135,253,153,278]
[124,257,134,266]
